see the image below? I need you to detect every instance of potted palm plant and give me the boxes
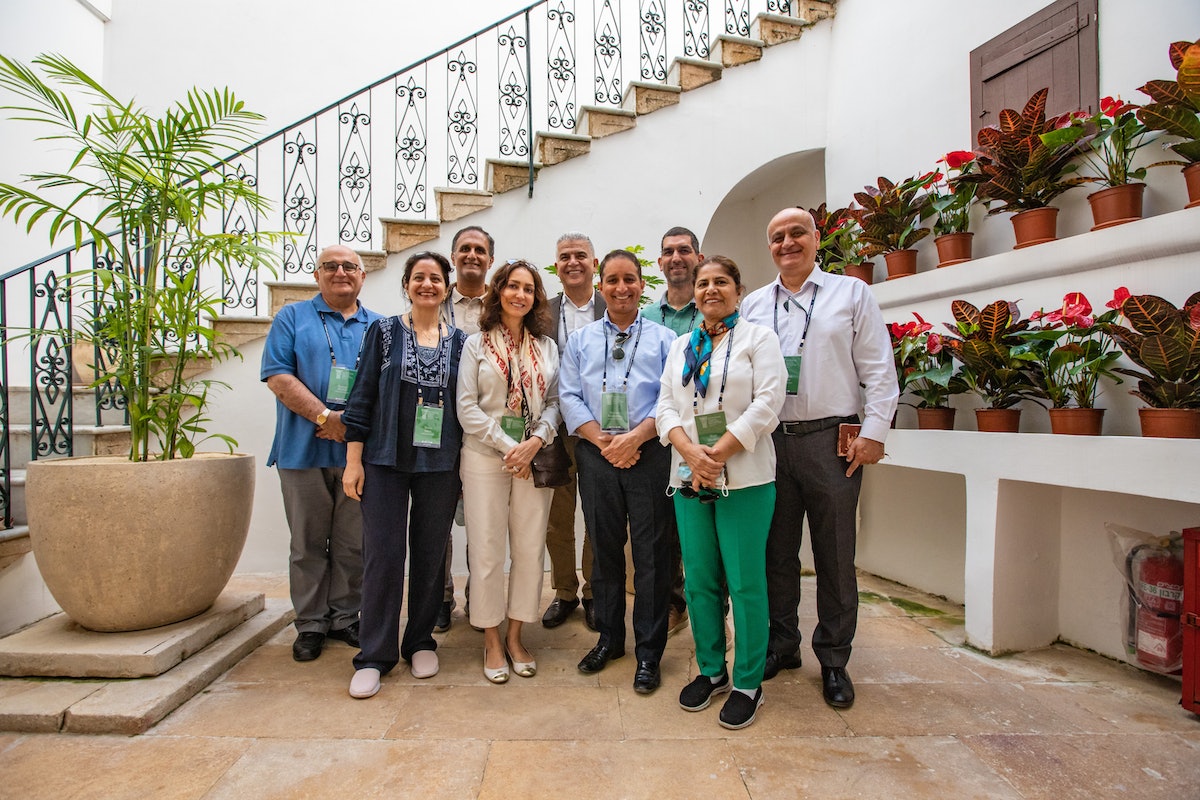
[1137,37,1200,208]
[941,299,1042,432]
[928,151,979,267]
[890,313,965,430]
[1020,292,1123,435]
[848,174,936,280]
[1103,287,1200,439]
[811,203,874,283]
[954,88,1090,249]
[0,54,284,630]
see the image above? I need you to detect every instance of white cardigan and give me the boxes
[456,332,560,457]
[656,320,786,490]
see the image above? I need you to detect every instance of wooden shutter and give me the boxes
[970,0,1099,139]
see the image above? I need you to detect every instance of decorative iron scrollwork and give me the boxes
[684,0,711,57]
[395,72,428,215]
[282,125,318,275]
[725,0,750,36]
[639,0,667,82]
[594,0,623,105]
[338,98,373,245]
[546,1,577,129]
[498,26,530,158]
[447,48,480,186]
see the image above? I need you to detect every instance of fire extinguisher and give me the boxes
[1127,541,1185,672]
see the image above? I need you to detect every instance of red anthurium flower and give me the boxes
[912,313,933,335]
[1106,286,1131,310]
[943,151,975,170]
[926,333,943,354]
[1100,96,1137,118]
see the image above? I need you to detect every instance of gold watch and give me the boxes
[316,408,332,426]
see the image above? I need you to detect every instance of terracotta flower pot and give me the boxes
[1048,407,1105,436]
[843,262,874,284]
[975,408,1021,433]
[883,249,918,280]
[1088,183,1145,231]
[1184,162,1200,210]
[916,407,956,430]
[1011,207,1059,249]
[1138,408,1200,439]
[934,232,973,267]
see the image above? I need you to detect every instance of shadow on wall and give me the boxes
[702,148,827,292]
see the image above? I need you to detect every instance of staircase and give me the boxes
[0,0,838,558]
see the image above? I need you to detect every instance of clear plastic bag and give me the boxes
[1107,523,1184,674]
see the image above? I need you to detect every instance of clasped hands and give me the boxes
[678,440,726,492]
[592,430,643,470]
[502,435,544,480]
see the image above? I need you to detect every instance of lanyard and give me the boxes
[405,314,449,407]
[772,283,818,355]
[602,317,644,393]
[662,302,697,331]
[319,310,367,369]
[692,325,735,415]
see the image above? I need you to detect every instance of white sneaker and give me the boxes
[349,667,381,699]
[410,649,439,679]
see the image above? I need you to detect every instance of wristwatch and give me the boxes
[316,408,332,426]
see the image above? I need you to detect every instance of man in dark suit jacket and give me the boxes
[542,232,607,631]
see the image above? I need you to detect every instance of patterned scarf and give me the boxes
[483,324,548,423]
[682,311,739,397]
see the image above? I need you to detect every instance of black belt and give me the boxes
[777,415,858,436]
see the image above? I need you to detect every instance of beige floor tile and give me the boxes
[220,641,356,684]
[150,680,403,739]
[838,682,1083,736]
[847,645,988,684]
[728,735,1023,800]
[478,739,749,800]
[854,616,951,648]
[384,685,624,740]
[1007,642,1165,684]
[964,732,1200,800]
[0,734,248,800]
[1016,682,1199,734]
[0,679,105,732]
[204,738,489,799]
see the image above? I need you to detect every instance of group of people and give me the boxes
[261,207,898,730]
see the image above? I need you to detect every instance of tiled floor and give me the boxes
[1,571,1197,799]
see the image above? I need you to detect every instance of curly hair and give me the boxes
[478,260,551,338]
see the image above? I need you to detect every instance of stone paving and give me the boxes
[0,571,1197,799]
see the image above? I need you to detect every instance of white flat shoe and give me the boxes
[483,648,509,684]
[349,667,381,699]
[507,645,537,678]
[410,649,439,679]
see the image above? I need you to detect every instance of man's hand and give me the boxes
[601,431,644,469]
[844,435,885,477]
[314,410,347,442]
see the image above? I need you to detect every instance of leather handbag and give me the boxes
[530,436,572,488]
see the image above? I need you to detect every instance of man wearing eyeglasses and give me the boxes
[559,249,677,695]
[263,244,381,662]
[740,207,897,709]
[641,226,704,639]
[541,232,606,631]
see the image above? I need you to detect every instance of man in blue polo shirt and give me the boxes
[262,244,382,662]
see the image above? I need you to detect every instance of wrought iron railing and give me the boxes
[0,0,817,527]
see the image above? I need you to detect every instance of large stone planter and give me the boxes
[25,453,255,632]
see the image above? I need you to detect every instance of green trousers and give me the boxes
[674,482,775,689]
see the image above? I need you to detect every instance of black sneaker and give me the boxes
[434,601,452,633]
[718,687,764,730]
[679,671,731,711]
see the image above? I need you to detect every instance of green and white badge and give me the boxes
[783,355,802,396]
[500,414,526,443]
[600,391,630,433]
[694,411,727,447]
[327,365,358,405]
[413,404,444,448]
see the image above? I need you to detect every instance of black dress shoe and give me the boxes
[541,597,580,628]
[632,660,661,694]
[821,665,855,708]
[577,643,624,673]
[327,621,360,648]
[292,631,326,662]
[762,650,801,681]
[434,601,452,633]
[582,598,597,632]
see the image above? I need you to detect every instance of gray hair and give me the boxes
[556,231,593,249]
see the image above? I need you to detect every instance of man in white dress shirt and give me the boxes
[739,207,898,709]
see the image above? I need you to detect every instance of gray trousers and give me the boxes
[765,422,862,668]
[278,467,364,634]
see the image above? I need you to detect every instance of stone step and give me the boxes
[4,386,127,427]
[4,471,26,529]
[535,131,591,165]
[264,280,319,318]
[752,12,808,46]
[621,81,681,116]
[575,105,637,138]
[487,159,542,194]
[0,524,31,571]
[380,217,440,255]
[667,57,723,92]
[358,249,387,273]
[6,425,132,472]
[710,34,766,68]
[798,0,837,24]
[210,316,273,349]
[434,187,494,222]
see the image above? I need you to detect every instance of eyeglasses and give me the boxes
[678,484,719,504]
[613,331,631,361]
[319,260,362,274]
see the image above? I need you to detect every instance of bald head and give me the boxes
[766,207,818,289]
